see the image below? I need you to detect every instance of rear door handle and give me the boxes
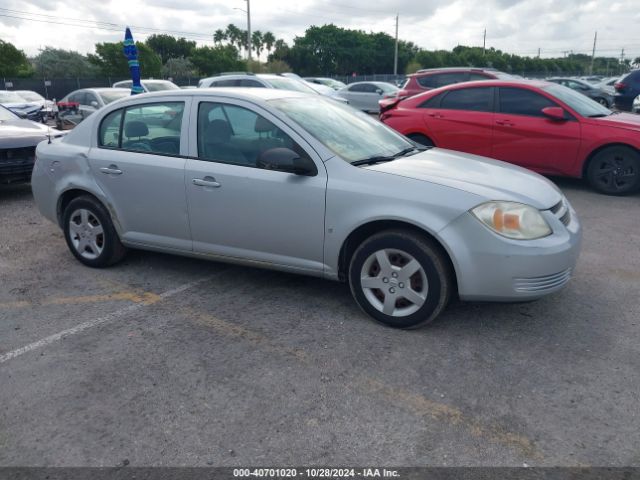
[428,112,443,118]
[99,165,122,175]
[495,119,514,126]
[193,177,221,188]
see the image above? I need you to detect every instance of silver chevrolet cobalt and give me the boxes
[31,88,582,328]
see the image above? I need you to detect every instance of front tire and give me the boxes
[62,195,127,267]
[348,230,452,329]
[586,146,640,195]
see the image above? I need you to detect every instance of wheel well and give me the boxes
[582,143,640,177]
[337,220,457,294]
[57,189,100,226]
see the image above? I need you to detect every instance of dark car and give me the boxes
[614,70,640,111]
[547,77,613,107]
[0,105,65,184]
[398,67,514,99]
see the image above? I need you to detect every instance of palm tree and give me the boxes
[225,24,242,52]
[213,29,226,45]
[252,30,264,59]
[262,31,275,58]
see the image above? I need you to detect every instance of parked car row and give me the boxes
[0,90,55,122]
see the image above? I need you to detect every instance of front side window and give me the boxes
[98,102,184,155]
[499,88,556,117]
[440,87,493,112]
[197,102,306,169]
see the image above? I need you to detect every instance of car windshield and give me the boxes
[16,91,44,102]
[143,81,180,92]
[0,105,19,121]
[542,83,611,117]
[323,79,346,89]
[0,91,25,103]
[269,96,413,163]
[99,90,131,104]
[264,77,318,94]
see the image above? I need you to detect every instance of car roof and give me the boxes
[117,87,310,102]
[421,79,554,92]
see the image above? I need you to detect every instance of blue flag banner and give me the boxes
[123,27,144,95]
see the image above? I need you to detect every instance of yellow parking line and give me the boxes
[0,291,162,309]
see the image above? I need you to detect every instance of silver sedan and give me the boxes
[31,88,582,328]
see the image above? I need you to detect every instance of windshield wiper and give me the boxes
[351,147,419,166]
[588,113,608,118]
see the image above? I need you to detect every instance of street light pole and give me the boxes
[246,0,252,63]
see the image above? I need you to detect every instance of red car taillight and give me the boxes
[614,82,626,91]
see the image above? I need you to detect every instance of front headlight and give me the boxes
[471,201,552,240]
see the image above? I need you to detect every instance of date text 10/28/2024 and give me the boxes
[233,468,400,478]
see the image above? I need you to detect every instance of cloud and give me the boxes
[1,0,638,61]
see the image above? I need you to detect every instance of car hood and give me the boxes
[0,119,62,148]
[364,148,562,209]
[3,102,41,112]
[582,112,640,131]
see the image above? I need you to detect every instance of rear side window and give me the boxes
[239,79,265,87]
[499,88,556,117]
[417,72,468,88]
[99,109,122,148]
[469,73,491,81]
[418,92,445,108]
[98,102,184,155]
[349,84,366,92]
[440,87,493,112]
[212,79,238,87]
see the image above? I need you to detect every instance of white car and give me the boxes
[113,79,180,93]
[632,94,640,114]
[31,88,581,329]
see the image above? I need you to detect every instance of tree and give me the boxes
[263,32,276,57]
[32,47,98,78]
[162,57,196,78]
[252,30,264,59]
[88,41,162,77]
[190,45,243,76]
[213,29,226,45]
[145,34,195,64]
[0,39,33,77]
[225,24,243,52]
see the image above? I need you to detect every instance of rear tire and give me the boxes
[586,146,640,195]
[407,133,434,147]
[594,97,609,107]
[62,195,127,267]
[348,230,452,329]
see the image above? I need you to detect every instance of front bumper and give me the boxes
[0,147,36,184]
[439,200,582,301]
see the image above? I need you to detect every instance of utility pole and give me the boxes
[483,28,486,55]
[246,0,252,63]
[589,31,597,75]
[393,14,399,76]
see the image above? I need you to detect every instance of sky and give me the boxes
[1,0,639,62]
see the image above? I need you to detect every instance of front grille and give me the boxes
[549,199,571,227]
[513,268,572,293]
[0,147,36,179]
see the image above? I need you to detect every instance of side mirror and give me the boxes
[376,88,383,95]
[542,106,566,121]
[90,101,99,108]
[257,148,317,176]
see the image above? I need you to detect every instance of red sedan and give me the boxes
[380,80,640,195]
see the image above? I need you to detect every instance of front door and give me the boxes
[185,99,327,273]
[491,87,581,174]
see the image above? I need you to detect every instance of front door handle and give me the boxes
[495,119,514,126]
[193,177,221,188]
[99,165,122,175]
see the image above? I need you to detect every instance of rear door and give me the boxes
[89,98,191,250]
[491,87,581,174]
[420,86,494,157]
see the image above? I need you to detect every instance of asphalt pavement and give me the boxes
[0,178,638,467]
